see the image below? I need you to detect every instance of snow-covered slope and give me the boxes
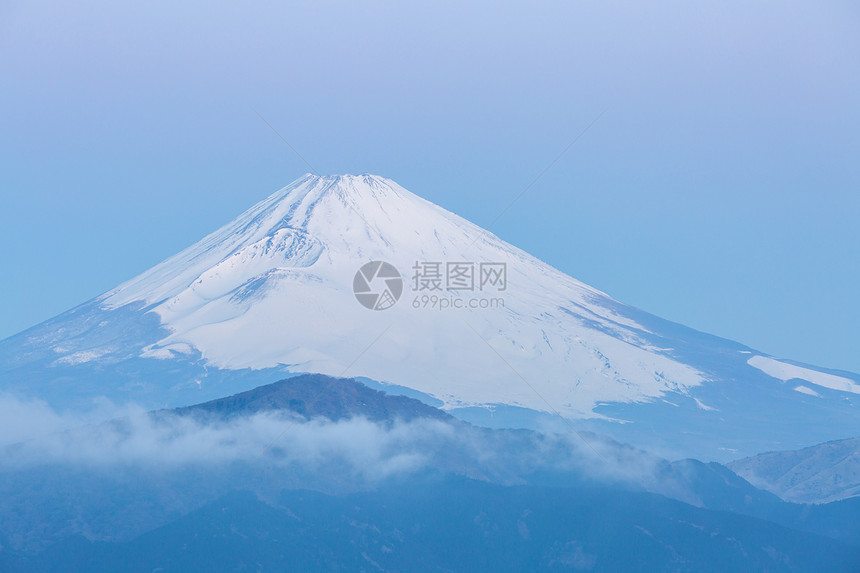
[100,174,703,415]
[1,174,858,460]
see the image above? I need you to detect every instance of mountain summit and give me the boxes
[2,174,858,460]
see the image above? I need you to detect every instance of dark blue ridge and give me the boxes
[8,479,860,573]
[168,373,452,424]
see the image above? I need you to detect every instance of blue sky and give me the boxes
[1,1,858,373]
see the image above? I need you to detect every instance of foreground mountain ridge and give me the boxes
[2,375,859,571]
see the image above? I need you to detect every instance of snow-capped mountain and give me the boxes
[102,174,704,412]
[1,174,858,460]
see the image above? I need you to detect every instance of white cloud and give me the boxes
[0,394,677,493]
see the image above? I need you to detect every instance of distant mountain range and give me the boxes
[729,437,860,503]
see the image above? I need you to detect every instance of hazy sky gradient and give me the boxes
[1,1,858,372]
